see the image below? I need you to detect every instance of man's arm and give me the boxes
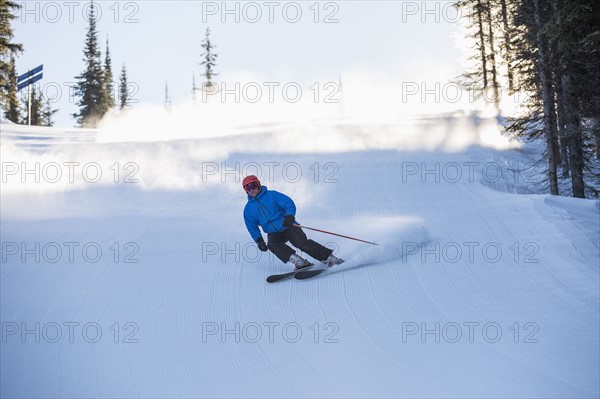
[274,191,296,218]
[274,191,298,227]
[243,207,262,241]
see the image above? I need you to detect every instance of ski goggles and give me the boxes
[244,182,260,192]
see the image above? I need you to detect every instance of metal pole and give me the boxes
[293,224,379,246]
[27,72,31,126]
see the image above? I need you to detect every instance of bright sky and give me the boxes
[12,1,470,127]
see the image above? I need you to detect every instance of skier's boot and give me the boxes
[289,254,312,270]
[325,254,344,267]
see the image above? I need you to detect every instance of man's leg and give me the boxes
[266,232,295,263]
[284,227,333,262]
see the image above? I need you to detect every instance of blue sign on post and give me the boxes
[17,64,43,91]
[17,64,44,125]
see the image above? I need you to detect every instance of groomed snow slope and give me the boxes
[1,115,598,398]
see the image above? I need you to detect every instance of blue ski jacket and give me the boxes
[244,186,296,241]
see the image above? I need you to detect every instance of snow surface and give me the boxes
[1,115,599,398]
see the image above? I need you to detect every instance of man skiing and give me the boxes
[242,175,343,270]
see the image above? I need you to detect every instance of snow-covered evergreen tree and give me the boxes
[73,1,110,127]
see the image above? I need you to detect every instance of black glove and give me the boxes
[256,237,268,252]
[282,215,295,227]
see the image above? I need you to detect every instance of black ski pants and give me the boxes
[267,227,333,263]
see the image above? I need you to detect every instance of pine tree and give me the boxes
[104,37,115,109]
[531,0,559,195]
[475,0,489,89]
[42,96,57,126]
[553,0,600,197]
[119,63,129,110]
[454,0,511,108]
[0,0,23,115]
[199,27,218,95]
[498,0,515,92]
[454,0,491,102]
[4,54,19,122]
[164,81,171,110]
[21,84,43,125]
[509,0,559,193]
[21,86,57,126]
[485,0,500,107]
[73,1,109,127]
[192,74,197,100]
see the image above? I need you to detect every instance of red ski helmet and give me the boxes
[242,175,261,192]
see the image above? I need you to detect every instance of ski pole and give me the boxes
[293,224,379,246]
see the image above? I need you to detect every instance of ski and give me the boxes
[294,259,345,280]
[294,268,327,280]
[266,263,315,283]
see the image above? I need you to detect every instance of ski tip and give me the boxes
[266,272,292,283]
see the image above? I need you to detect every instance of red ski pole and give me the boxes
[293,224,379,246]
